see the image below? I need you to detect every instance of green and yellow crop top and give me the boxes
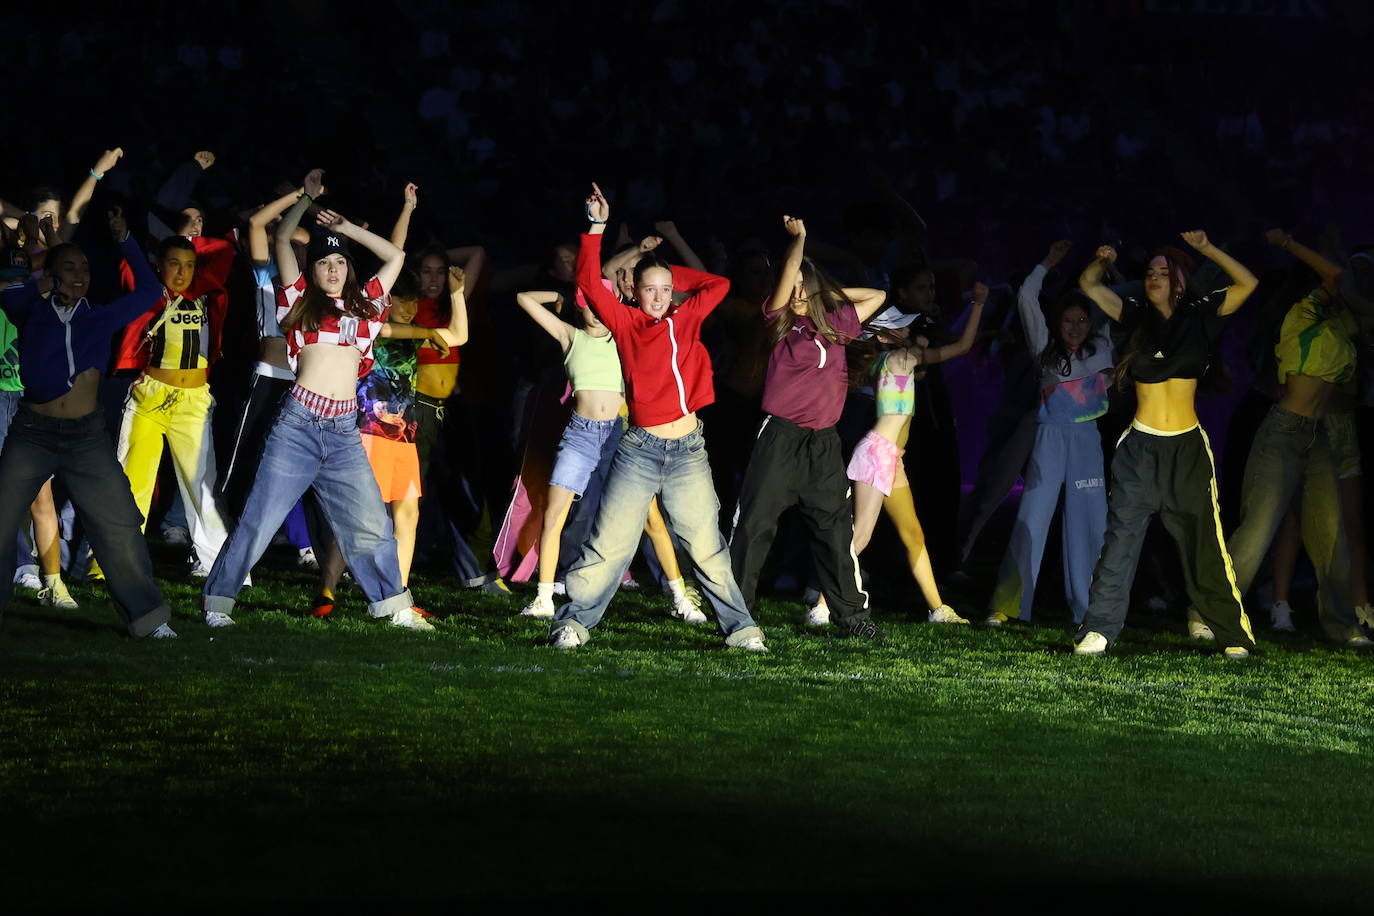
[874,351,916,417]
[565,328,624,395]
[1276,289,1357,387]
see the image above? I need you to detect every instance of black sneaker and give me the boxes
[837,617,886,643]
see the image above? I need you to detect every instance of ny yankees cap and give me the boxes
[307,231,353,265]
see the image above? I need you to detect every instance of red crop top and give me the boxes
[412,296,459,367]
[277,274,390,379]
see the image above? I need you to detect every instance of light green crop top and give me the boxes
[1276,290,1356,387]
[565,328,624,395]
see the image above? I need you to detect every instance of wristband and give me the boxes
[584,203,606,224]
[299,191,314,204]
[90,169,104,180]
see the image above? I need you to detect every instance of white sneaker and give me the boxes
[551,626,583,650]
[1269,600,1295,632]
[1356,604,1374,628]
[1186,608,1215,641]
[204,610,236,628]
[390,607,436,632]
[297,547,319,570]
[669,588,708,624]
[1223,646,1250,660]
[163,525,191,545]
[620,570,641,589]
[732,635,769,653]
[38,583,79,610]
[1075,631,1109,655]
[803,603,831,627]
[928,605,970,625]
[520,595,555,618]
[149,623,179,639]
[190,562,210,579]
[985,611,1008,627]
[16,572,42,591]
[1347,634,1374,648]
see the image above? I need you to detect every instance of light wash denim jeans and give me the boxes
[204,395,413,619]
[552,423,762,644]
[1227,405,1359,641]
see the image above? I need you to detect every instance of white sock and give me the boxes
[537,582,555,601]
[666,577,686,601]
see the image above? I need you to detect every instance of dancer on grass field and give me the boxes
[513,280,709,623]
[1074,231,1258,657]
[548,183,767,652]
[0,207,175,638]
[808,277,986,626]
[1219,230,1373,646]
[987,240,1111,627]
[201,169,447,632]
[729,215,888,640]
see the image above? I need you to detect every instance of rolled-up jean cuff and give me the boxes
[128,604,173,638]
[203,594,236,615]
[460,571,496,589]
[369,589,415,619]
[724,625,764,646]
[550,619,589,643]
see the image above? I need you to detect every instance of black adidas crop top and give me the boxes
[1116,288,1230,384]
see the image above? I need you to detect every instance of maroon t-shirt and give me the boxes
[760,300,860,429]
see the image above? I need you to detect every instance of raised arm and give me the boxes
[318,209,405,294]
[381,321,449,357]
[390,182,419,249]
[445,245,486,293]
[105,208,165,324]
[1079,244,1124,322]
[1018,239,1072,353]
[441,264,470,347]
[275,169,324,288]
[516,290,575,351]
[1265,229,1343,291]
[249,188,306,265]
[1182,230,1256,316]
[654,221,705,271]
[64,147,123,238]
[768,215,806,316]
[156,151,213,212]
[576,184,631,334]
[603,234,662,284]
[842,287,888,322]
[922,283,988,365]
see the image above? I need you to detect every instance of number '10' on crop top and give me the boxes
[276,273,390,379]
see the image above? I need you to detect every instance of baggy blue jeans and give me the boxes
[204,396,413,618]
[552,423,761,643]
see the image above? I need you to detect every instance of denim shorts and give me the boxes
[550,413,623,497]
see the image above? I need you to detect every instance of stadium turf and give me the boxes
[3,546,1372,907]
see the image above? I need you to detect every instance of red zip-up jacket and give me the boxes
[575,232,729,428]
[111,234,235,372]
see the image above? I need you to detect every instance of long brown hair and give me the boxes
[281,258,379,334]
[1113,248,1191,390]
[767,257,852,351]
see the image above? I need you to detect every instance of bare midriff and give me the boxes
[575,389,623,422]
[1278,373,1336,420]
[293,345,363,401]
[416,362,458,400]
[642,412,700,439]
[1134,378,1200,431]
[145,366,208,388]
[25,368,100,418]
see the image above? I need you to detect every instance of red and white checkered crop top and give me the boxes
[276,274,390,379]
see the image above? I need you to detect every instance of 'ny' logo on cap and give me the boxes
[327,236,341,247]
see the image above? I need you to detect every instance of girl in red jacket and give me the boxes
[548,184,766,652]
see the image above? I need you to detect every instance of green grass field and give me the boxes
[3,544,1373,908]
